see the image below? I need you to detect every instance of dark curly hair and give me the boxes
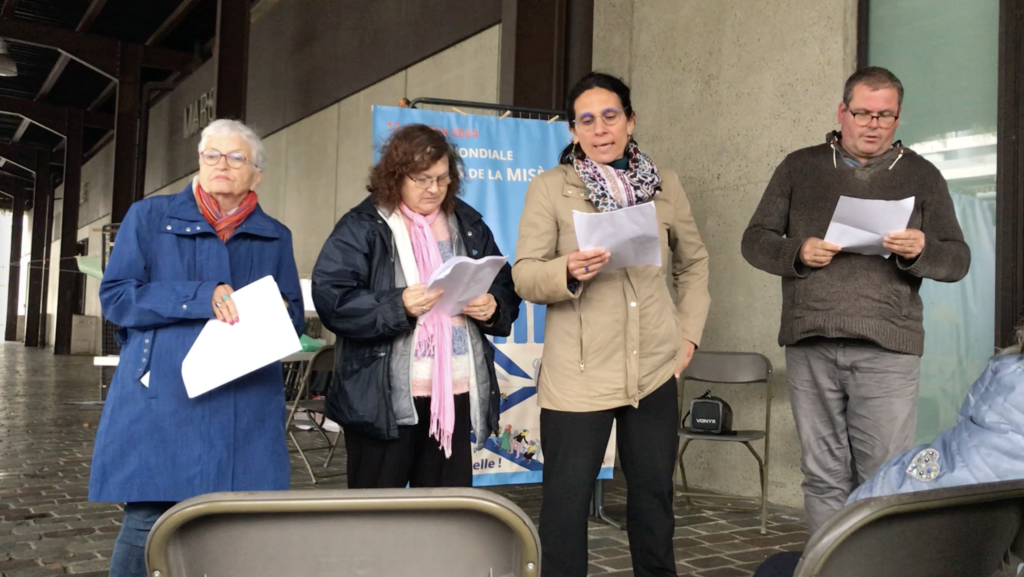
[368,124,463,213]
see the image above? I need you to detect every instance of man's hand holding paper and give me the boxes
[823,196,916,258]
[800,238,842,268]
[883,229,926,259]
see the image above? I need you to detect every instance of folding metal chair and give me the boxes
[284,345,342,483]
[795,478,1024,576]
[677,351,773,534]
[146,488,541,577]
[282,316,324,396]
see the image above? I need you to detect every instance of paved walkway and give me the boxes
[0,344,808,577]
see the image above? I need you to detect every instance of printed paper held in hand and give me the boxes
[182,275,301,398]
[573,202,661,271]
[425,255,507,319]
[299,278,317,312]
[824,196,915,258]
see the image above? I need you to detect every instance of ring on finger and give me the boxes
[215,302,222,309]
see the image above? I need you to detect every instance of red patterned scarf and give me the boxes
[194,182,258,242]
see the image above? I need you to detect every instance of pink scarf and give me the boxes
[399,203,455,457]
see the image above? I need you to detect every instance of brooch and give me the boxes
[906,448,941,482]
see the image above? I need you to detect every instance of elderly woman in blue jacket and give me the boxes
[849,341,1024,501]
[312,123,520,489]
[90,119,304,577]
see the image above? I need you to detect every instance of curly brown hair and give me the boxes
[367,124,463,213]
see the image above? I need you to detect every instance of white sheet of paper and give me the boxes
[425,255,507,319]
[299,278,316,312]
[181,275,302,398]
[140,372,150,387]
[572,202,661,271]
[824,196,916,258]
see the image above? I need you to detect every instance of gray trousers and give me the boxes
[786,339,920,534]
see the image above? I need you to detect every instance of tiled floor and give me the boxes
[0,344,807,576]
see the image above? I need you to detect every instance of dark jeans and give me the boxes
[344,393,472,488]
[109,502,175,577]
[540,378,680,577]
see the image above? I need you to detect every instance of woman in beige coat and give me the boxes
[512,72,711,577]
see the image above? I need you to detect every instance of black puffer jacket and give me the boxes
[311,196,520,440]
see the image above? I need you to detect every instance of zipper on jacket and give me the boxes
[578,291,585,372]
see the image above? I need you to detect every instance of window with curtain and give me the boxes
[868,0,998,443]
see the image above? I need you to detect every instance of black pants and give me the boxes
[344,393,472,488]
[540,378,680,577]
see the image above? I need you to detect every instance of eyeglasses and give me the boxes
[846,110,899,128]
[409,173,451,189]
[573,107,625,131]
[200,149,253,169]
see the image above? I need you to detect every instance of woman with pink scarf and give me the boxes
[312,124,520,488]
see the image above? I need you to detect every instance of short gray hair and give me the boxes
[843,66,904,107]
[198,119,267,169]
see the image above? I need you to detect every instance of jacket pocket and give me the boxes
[121,330,158,399]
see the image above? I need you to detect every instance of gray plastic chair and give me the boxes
[146,488,541,577]
[677,351,773,534]
[794,478,1024,577]
[284,345,342,483]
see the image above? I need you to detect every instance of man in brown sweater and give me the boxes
[741,67,971,534]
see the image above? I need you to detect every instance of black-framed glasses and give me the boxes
[847,110,899,128]
[409,173,451,189]
[200,149,253,169]
[573,107,625,131]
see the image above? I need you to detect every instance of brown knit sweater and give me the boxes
[741,133,971,356]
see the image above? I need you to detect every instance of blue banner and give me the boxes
[371,106,615,485]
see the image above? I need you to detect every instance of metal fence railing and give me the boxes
[407,98,562,122]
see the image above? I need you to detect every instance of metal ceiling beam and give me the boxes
[76,0,109,32]
[147,0,204,46]
[84,130,113,160]
[0,143,35,172]
[89,81,116,111]
[0,0,17,19]
[0,142,64,172]
[18,0,109,131]
[0,168,31,182]
[11,117,29,141]
[0,95,115,132]
[34,54,70,102]
[0,174,26,198]
[0,18,194,79]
